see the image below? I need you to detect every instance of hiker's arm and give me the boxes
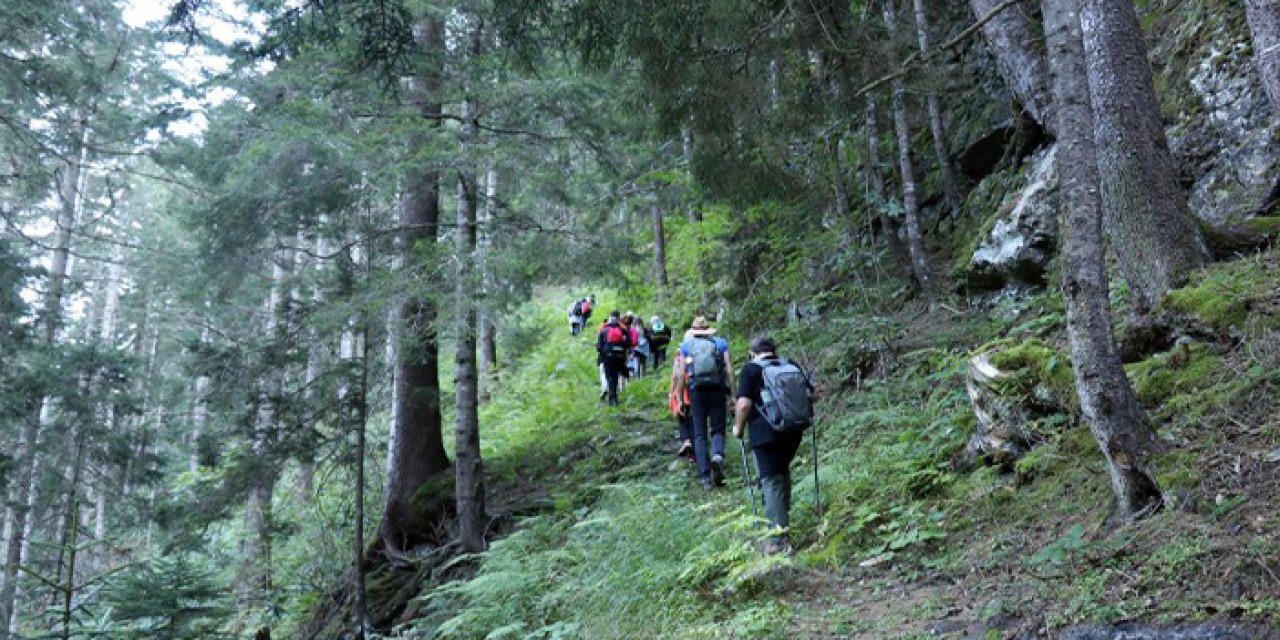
[733,397,751,439]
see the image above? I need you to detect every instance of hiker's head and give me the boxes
[749,335,777,359]
[690,316,709,330]
[609,310,620,321]
[651,315,661,325]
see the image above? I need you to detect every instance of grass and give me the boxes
[392,247,1280,638]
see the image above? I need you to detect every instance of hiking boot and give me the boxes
[759,538,793,556]
[676,441,693,458]
[710,455,725,486]
[700,478,714,491]
[599,389,608,400]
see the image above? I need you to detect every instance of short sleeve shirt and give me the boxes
[737,358,809,448]
[678,335,729,361]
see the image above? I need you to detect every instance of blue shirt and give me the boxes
[679,335,729,359]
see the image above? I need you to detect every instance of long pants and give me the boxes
[690,386,727,482]
[753,433,803,533]
[602,357,627,405]
[570,318,582,335]
[651,347,667,369]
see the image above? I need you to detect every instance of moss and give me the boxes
[948,165,1024,277]
[1152,450,1204,493]
[1159,253,1280,332]
[1125,342,1223,407]
[985,338,1077,412]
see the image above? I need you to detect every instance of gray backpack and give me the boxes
[759,359,813,433]
[687,337,725,389]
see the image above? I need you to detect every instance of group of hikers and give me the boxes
[570,297,674,402]
[574,296,816,556]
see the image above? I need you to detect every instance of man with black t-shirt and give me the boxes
[733,335,812,555]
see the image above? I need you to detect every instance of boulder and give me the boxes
[1154,8,1280,227]
[960,146,1059,295]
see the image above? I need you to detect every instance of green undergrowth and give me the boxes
[406,251,1280,637]
[419,484,794,640]
[1160,251,1280,333]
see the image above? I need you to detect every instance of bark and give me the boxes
[91,258,123,573]
[2,119,89,636]
[381,13,451,555]
[455,33,487,551]
[1246,0,1280,116]
[1042,0,1162,519]
[969,0,1055,133]
[913,0,964,212]
[884,2,934,293]
[191,327,211,473]
[652,203,668,289]
[826,133,852,225]
[1081,0,1207,313]
[478,166,498,402]
[866,95,911,266]
[338,279,369,638]
[238,252,289,630]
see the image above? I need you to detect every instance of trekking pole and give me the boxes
[739,438,757,516]
[812,424,822,519]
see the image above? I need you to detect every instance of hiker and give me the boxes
[733,335,815,555]
[667,343,694,458]
[631,315,650,378]
[618,312,640,390]
[649,315,672,369]
[580,295,594,327]
[674,316,734,489]
[568,299,585,335]
[595,310,632,406]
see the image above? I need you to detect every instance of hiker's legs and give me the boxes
[691,387,727,482]
[690,390,713,482]
[706,388,726,460]
[598,363,608,396]
[753,435,803,532]
[608,358,627,404]
[653,347,666,369]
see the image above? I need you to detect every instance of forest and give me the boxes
[3,0,1280,638]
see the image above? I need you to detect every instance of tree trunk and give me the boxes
[884,1,934,293]
[381,13,451,556]
[455,36,487,550]
[1043,0,1163,519]
[826,132,852,226]
[865,95,911,267]
[1081,0,1207,313]
[2,119,89,636]
[337,249,370,638]
[478,166,498,402]
[1246,0,1280,116]
[652,203,668,289]
[238,252,289,634]
[913,0,964,213]
[969,0,1056,134]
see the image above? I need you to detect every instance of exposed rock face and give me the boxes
[961,146,1059,295]
[1154,5,1280,226]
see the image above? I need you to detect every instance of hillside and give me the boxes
[2,0,1280,639]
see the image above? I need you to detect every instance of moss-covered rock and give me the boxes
[953,147,1059,296]
[1145,0,1280,228]
[1125,341,1224,407]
